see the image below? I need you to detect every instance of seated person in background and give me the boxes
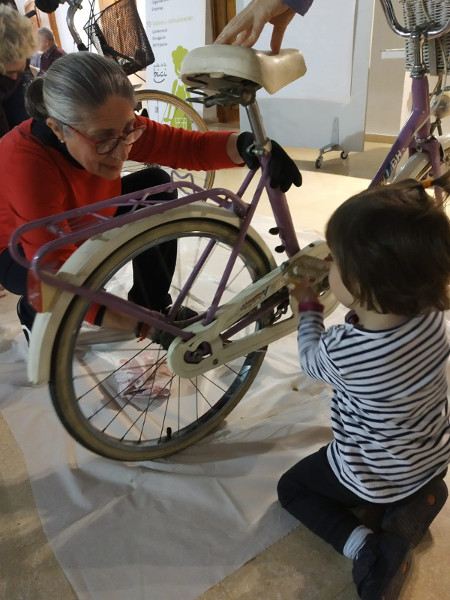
[0,4,35,137]
[36,26,65,75]
[29,49,42,76]
[0,52,300,342]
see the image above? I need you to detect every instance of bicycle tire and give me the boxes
[407,147,450,185]
[124,89,215,191]
[49,216,273,461]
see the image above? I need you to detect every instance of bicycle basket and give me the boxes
[84,0,154,75]
[402,0,450,75]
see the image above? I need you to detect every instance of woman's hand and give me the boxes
[214,0,296,54]
[236,131,301,192]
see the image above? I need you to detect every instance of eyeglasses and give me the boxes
[64,123,145,155]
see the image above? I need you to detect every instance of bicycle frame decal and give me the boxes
[371,76,435,186]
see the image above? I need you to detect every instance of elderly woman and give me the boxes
[0,4,35,137]
[0,51,300,341]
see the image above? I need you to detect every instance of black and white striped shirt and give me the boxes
[297,309,450,503]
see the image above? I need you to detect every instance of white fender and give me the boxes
[392,136,450,182]
[27,202,276,384]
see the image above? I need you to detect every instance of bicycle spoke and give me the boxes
[50,216,272,460]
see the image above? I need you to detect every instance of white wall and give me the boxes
[238,0,374,152]
[15,0,97,52]
[16,1,428,141]
[365,0,405,137]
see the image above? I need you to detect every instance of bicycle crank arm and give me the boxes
[167,308,297,378]
[167,242,330,377]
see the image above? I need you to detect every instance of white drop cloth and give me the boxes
[1,217,445,600]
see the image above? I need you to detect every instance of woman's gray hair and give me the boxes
[25,52,135,125]
[0,4,36,74]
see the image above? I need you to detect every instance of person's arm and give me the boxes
[130,117,241,171]
[130,118,302,192]
[287,275,341,386]
[283,0,314,15]
[214,0,314,54]
[2,149,77,263]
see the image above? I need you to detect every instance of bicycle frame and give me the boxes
[10,0,450,386]
[10,146,313,382]
[372,0,450,191]
[7,0,450,462]
[370,75,442,186]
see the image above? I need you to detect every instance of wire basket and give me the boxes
[402,0,450,75]
[84,0,154,75]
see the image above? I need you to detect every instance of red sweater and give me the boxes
[0,115,236,264]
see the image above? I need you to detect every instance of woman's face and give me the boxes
[3,59,26,80]
[51,95,137,180]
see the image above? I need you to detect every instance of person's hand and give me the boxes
[237,131,301,192]
[287,276,318,305]
[214,0,296,54]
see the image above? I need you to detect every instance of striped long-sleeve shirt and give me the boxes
[297,309,450,503]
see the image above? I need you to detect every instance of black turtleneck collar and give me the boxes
[30,119,84,169]
[0,73,20,101]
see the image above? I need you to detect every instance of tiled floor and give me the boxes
[1,141,449,600]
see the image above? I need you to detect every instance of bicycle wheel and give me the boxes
[124,89,215,191]
[49,216,273,461]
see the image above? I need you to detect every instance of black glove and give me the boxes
[236,132,302,193]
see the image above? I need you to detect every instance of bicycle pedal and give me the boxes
[282,254,328,285]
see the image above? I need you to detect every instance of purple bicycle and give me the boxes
[9,0,450,461]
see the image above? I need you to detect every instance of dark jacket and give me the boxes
[0,73,29,137]
[38,45,66,75]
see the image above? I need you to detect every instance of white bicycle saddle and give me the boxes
[181,45,306,95]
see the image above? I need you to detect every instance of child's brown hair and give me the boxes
[325,175,450,317]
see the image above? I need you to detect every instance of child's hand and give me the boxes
[287,276,318,304]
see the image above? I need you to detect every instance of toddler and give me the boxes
[279,176,450,600]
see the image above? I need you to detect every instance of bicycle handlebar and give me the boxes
[379,0,450,40]
[65,0,88,51]
[35,0,88,51]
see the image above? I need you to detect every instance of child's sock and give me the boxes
[343,525,373,559]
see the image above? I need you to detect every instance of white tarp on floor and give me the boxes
[0,217,447,600]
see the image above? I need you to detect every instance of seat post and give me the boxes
[245,100,270,147]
